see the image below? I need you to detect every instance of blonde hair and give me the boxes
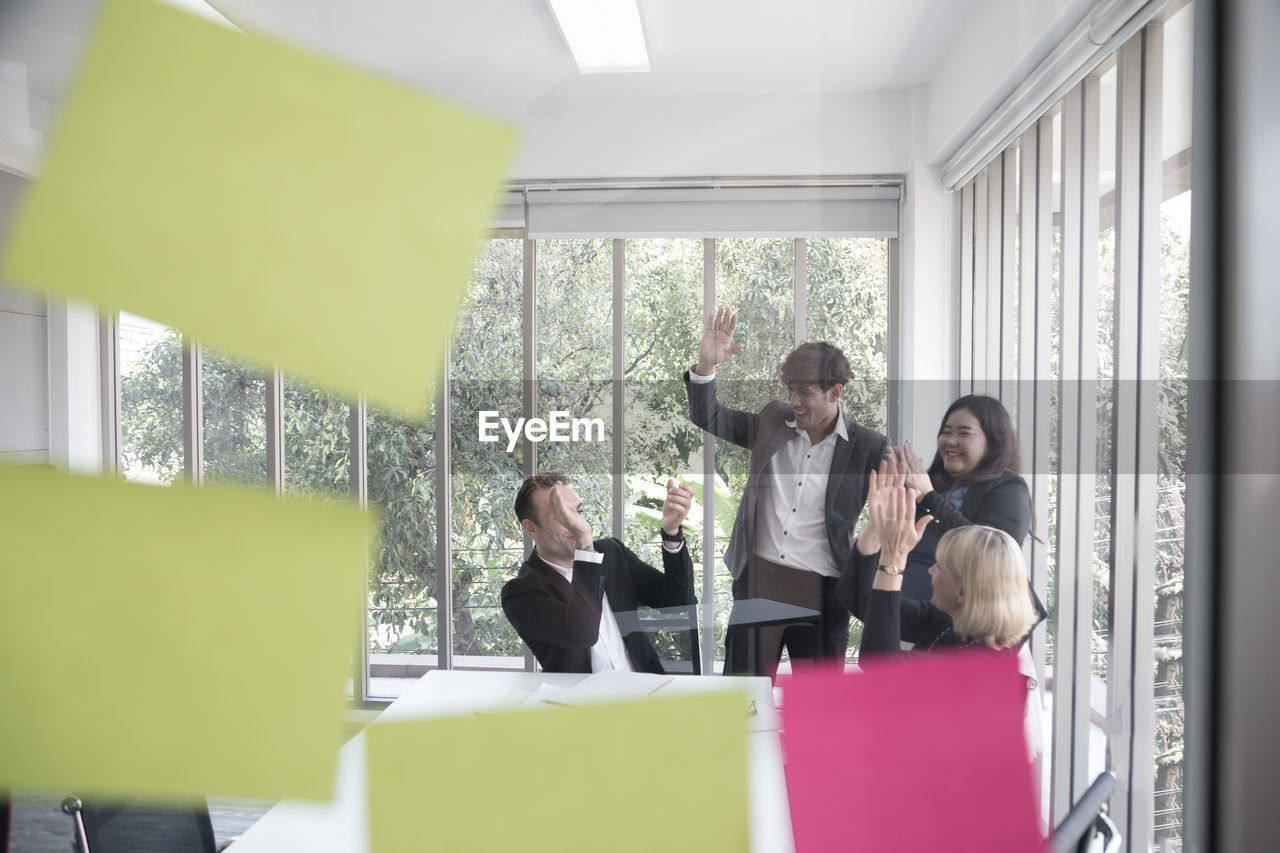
[937,526,1037,649]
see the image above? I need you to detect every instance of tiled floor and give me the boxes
[5,792,272,852]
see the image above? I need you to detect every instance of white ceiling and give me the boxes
[1,0,983,177]
[204,0,979,103]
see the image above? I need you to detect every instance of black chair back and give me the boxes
[63,795,218,853]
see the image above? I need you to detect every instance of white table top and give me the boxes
[231,670,793,853]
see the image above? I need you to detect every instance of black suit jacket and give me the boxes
[500,536,695,674]
[684,369,889,580]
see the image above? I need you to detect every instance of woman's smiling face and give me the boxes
[937,407,988,478]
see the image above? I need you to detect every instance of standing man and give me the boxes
[685,306,888,676]
[502,473,696,674]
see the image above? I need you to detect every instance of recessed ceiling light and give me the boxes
[547,0,651,73]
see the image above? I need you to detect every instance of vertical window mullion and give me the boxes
[986,161,1004,392]
[794,237,807,345]
[612,239,625,541]
[99,312,121,476]
[887,237,903,443]
[701,237,716,670]
[973,169,990,393]
[435,348,453,671]
[959,183,975,389]
[1109,32,1145,842]
[1001,148,1019,403]
[1052,81,1087,825]
[1131,20,1165,848]
[266,367,285,496]
[1077,69,1103,800]
[181,337,203,485]
[1030,116,1054,699]
[1016,125,1042,686]
[350,394,368,698]
[522,235,538,672]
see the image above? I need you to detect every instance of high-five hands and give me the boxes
[898,440,932,498]
[661,478,694,537]
[867,468,933,566]
[548,482,593,551]
[696,306,745,375]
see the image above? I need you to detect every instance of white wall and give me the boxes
[500,90,913,180]
[0,168,48,465]
[0,282,48,465]
[0,167,101,473]
[46,295,102,473]
[898,86,960,446]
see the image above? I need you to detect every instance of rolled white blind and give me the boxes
[520,182,901,238]
[488,189,526,230]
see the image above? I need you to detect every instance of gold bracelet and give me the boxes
[877,564,905,576]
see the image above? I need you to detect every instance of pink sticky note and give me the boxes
[780,651,1043,853]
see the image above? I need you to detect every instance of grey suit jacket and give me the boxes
[684,369,889,580]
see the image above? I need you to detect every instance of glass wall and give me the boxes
[201,347,266,488]
[450,237,525,668]
[953,5,1192,848]
[1152,3,1193,846]
[118,311,182,485]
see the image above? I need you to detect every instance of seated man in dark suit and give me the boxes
[501,472,695,674]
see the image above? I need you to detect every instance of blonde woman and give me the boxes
[855,469,1047,825]
[856,469,1037,655]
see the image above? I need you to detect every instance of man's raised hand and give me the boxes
[548,482,593,551]
[661,478,694,537]
[696,306,745,375]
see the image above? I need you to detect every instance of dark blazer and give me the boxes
[500,536,694,674]
[684,369,889,580]
[916,472,1032,544]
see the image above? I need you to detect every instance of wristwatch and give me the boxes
[877,563,905,576]
[660,526,684,543]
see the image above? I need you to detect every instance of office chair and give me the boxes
[62,794,229,853]
[1049,770,1122,853]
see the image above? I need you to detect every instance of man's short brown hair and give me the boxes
[779,342,851,390]
[514,472,569,524]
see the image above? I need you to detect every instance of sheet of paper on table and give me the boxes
[529,670,673,706]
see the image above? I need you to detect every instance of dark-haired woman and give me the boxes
[890,394,1033,601]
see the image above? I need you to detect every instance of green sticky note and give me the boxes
[0,466,369,802]
[366,692,750,853]
[1,0,515,415]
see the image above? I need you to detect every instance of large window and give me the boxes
[107,181,897,691]
[953,4,1192,848]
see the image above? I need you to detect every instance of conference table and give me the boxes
[231,669,794,852]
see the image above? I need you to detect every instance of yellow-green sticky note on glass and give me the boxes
[1,0,516,415]
[0,466,369,802]
[365,692,749,853]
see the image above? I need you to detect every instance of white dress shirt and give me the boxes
[689,367,846,577]
[754,416,846,577]
[544,550,635,673]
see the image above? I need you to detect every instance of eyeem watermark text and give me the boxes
[478,411,606,452]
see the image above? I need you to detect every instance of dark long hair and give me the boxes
[926,395,1021,491]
